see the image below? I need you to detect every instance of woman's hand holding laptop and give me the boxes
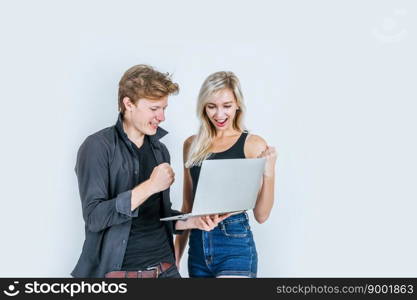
[175,213,233,231]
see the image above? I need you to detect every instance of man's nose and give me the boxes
[156,110,165,122]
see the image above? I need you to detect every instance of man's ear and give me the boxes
[123,97,134,112]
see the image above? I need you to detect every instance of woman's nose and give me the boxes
[214,108,226,118]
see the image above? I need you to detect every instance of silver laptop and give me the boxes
[160,158,266,221]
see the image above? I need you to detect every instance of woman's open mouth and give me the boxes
[214,118,228,127]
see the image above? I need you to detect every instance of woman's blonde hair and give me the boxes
[185,71,246,168]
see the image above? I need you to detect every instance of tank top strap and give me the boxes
[234,130,249,152]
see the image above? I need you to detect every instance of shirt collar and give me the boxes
[115,113,168,145]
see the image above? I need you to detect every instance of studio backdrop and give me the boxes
[0,0,416,277]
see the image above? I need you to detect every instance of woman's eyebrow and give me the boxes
[206,101,233,105]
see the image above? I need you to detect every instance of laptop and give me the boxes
[160,158,266,221]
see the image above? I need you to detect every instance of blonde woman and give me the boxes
[174,71,277,278]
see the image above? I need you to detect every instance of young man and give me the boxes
[72,65,229,278]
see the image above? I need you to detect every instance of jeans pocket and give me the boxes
[220,219,249,238]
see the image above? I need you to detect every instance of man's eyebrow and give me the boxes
[151,104,168,108]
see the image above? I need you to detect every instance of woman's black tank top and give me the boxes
[189,131,248,202]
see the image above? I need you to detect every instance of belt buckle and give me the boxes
[146,265,160,278]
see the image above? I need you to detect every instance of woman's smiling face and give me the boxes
[205,88,239,131]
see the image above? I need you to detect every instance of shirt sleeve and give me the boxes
[75,135,139,233]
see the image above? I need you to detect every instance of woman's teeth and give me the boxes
[215,118,227,126]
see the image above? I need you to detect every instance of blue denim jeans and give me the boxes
[188,212,257,278]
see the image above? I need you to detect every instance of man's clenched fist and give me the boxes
[148,163,175,194]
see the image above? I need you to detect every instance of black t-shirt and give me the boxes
[121,135,174,270]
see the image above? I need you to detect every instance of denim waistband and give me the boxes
[220,211,248,224]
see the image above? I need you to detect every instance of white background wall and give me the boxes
[0,0,416,277]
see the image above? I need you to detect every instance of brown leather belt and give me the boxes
[105,262,173,278]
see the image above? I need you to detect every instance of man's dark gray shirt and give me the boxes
[71,114,182,278]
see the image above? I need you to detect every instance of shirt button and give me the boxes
[134,171,138,175]
[122,239,126,244]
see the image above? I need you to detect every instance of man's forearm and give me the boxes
[131,180,155,211]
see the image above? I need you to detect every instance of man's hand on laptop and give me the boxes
[175,213,233,231]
